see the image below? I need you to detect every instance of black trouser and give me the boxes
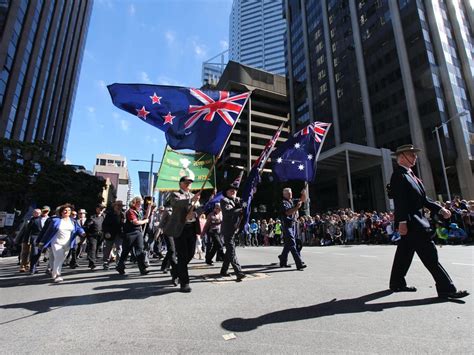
[117,230,147,272]
[280,224,303,268]
[174,224,196,285]
[221,233,242,275]
[389,231,456,294]
[161,234,177,277]
[87,235,99,267]
[206,230,224,263]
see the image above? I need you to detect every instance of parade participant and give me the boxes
[278,188,307,270]
[159,206,178,285]
[36,204,85,282]
[102,201,125,269]
[203,203,224,266]
[220,182,246,282]
[74,209,88,261]
[29,206,51,274]
[18,209,41,272]
[85,204,106,270]
[274,219,282,245]
[388,144,469,299]
[116,197,149,275]
[164,176,201,293]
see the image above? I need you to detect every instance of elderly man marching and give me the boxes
[164,176,201,293]
[388,144,468,299]
[278,187,307,270]
[219,182,246,282]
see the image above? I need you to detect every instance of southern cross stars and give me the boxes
[294,142,301,149]
[298,164,305,170]
[307,154,313,160]
[163,112,175,125]
[276,157,283,163]
[150,92,162,104]
[136,106,150,120]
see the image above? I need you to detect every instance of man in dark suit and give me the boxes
[219,183,246,281]
[388,144,469,299]
[164,176,200,293]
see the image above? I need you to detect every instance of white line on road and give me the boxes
[359,255,378,258]
[333,253,347,256]
[452,262,474,266]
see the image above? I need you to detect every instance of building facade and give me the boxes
[0,0,93,160]
[216,60,290,216]
[285,0,474,210]
[229,0,287,75]
[202,50,228,87]
[93,154,131,206]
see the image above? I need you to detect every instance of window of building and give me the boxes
[319,83,328,95]
[337,88,343,98]
[317,55,325,66]
[318,69,326,80]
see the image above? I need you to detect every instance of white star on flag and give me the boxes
[294,143,301,149]
[291,161,295,164]
[298,164,304,170]
[277,157,283,163]
[307,154,313,160]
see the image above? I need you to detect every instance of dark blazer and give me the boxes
[38,217,86,249]
[164,190,196,238]
[221,197,242,237]
[390,165,441,232]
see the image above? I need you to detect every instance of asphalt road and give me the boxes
[1,245,473,354]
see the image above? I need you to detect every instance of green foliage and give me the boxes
[0,138,105,214]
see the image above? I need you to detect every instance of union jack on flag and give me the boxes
[295,122,331,143]
[107,83,251,156]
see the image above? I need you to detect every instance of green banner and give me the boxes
[155,148,215,191]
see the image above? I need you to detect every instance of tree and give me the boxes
[0,138,105,215]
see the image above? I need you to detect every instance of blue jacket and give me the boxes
[38,217,85,249]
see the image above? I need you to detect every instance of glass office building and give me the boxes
[230,0,287,75]
[0,0,93,160]
[285,0,473,208]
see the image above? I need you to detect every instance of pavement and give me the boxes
[0,245,473,354]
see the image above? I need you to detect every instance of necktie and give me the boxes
[408,170,423,190]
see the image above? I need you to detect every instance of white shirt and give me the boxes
[54,218,74,246]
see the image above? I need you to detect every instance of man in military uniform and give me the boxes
[388,144,468,299]
[278,187,307,270]
[164,176,200,293]
[220,183,246,281]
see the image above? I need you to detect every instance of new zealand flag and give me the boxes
[271,122,331,182]
[108,83,250,156]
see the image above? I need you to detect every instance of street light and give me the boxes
[432,111,469,202]
[130,154,162,197]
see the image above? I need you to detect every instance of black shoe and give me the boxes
[280,263,291,268]
[171,276,178,286]
[140,269,149,275]
[278,255,290,267]
[438,290,469,299]
[206,261,214,266]
[116,266,125,275]
[220,272,230,277]
[236,273,246,282]
[103,263,109,270]
[180,284,192,293]
[69,263,78,269]
[296,264,307,270]
[161,269,168,274]
[89,264,96,270]
[390,286,417,292]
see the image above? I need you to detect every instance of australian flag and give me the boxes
[108,84,250,156]
[239,123,284,231]
[271,122,331,182]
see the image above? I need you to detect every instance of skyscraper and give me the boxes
[202,50,228,87]
[229,0,286,75]
[285,0,473,208]
[0,0,93,160]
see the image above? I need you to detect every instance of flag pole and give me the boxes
[186,91,252,218]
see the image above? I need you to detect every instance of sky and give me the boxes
[66,0,233,195]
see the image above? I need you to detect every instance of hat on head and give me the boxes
[41,205,50,211]
[179,175,194,183]
[96,204,105,210]
[214,203,221,209]
[393,144,421,155]
[78,209,87,214]
[113,200,123,206]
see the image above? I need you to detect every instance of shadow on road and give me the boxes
[221,290,463,332]
[0,279,177,325]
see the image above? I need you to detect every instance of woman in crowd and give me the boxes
[37,204,85,282]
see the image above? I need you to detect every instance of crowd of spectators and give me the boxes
[242,196,473,247]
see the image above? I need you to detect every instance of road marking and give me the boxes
[452,262,474,266]
[359,255,377,258]
[333,253,346,256]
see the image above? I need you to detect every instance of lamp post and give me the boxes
[432,111,468,202]
[130,154,161,197]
